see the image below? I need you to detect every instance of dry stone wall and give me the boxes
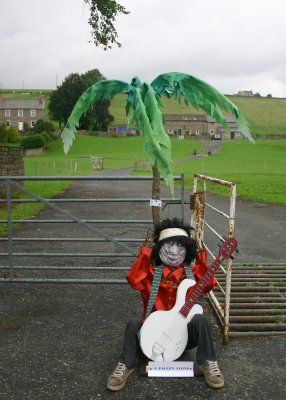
[0,146,24,176]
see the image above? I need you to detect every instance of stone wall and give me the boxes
[0,146,24,176]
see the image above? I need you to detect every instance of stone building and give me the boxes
[236,90,254,97]
[108,113,243,140]
[164,114,242,140]
[0,98,45,131]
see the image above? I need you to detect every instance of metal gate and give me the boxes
[0,175,185,284]
[190,173,236,343]
[191,173,286,342]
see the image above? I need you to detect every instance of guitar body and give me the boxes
[140,278,203,361]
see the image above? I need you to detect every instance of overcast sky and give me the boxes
[1,0,286,97]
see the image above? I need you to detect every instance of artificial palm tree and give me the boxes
[61,72,254,225]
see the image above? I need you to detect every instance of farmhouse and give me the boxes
[236,90,254,97]
[164,114,242,139]
[0,98,45,131]
[108,113,243,140]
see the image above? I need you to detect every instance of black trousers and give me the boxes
[120,314,216,369]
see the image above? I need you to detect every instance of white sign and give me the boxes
[147,361,194,378]
[150,199,162,207]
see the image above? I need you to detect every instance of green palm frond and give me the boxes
[132,83,173,192]
[61,80,130,153]
[151,72,254,143]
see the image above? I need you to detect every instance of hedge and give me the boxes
[20,134,46,149]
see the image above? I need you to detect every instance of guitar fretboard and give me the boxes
[179,255,223,318]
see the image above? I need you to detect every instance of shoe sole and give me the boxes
[107,368,135,392]
[198,365,224,389]
[205,377,224,389]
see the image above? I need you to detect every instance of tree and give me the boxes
[49,73,84,127]
[48,69,106,128]
[61,73,254,225]
[34,119,55,133]
[93,99,114,131]
[84,0,129,50]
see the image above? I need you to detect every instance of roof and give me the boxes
[164,114,207,121]
[0,99,45,109]
[207,115,236,123]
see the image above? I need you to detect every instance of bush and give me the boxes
[0,123,9,143]
[7,127,19,143]
[34,119,54,133]
[20,134,46,149]
[40,131,52,142]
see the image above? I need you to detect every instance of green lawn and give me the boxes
[23,135,286,206]
[1,135,285,236]
[173,140,286,205]
[24,135,204,173]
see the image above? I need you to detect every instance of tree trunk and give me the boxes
[151,162,161,226]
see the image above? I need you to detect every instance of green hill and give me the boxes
[109,94,286,136]
[2,89,286,136]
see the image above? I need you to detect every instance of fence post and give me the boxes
[5,179,14,281]
[190,185,205,249]
[180,174,185,222]
[223,182,236,343]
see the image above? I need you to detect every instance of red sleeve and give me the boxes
[126,246,152,291]
[192,249,217,294]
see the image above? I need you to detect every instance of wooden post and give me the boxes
[151,162,161,226]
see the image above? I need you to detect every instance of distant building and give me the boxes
[164,114,242,140]
[108,113,244,140]
[236,90,254,97]
[0,98,45,131]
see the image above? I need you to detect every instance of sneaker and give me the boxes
[107,362,135,392]
[198,360,224,389]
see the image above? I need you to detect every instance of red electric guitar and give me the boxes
[140,237,238,362]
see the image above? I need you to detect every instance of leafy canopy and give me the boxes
[84,0,129,49]
[48,69,106,128]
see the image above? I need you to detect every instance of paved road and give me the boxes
[0,169,285,400]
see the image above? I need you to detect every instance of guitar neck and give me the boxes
[179,255,224,318]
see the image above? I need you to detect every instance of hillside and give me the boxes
[109,94,286,136]
[1,89,286,136]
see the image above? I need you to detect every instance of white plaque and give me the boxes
[150,199,162,207]
[147,361,194,378]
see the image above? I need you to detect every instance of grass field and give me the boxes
[173,140,286,205]
[1,135,285,235]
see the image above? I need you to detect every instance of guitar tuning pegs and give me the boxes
[229,248,239,260]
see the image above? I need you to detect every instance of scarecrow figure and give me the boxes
[107,217,224,391]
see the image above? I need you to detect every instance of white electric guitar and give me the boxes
[139,238,238,362]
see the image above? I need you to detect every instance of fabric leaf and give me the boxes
[61,80,130,154]
[151,72,255,143]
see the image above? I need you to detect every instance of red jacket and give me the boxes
[126,247,216,321]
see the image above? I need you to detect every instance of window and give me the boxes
[18,110,23,117]
[5,120,11,127]
[31,120,36,128]
[5,110,10,117]
[196,129,200,135]
[30,109,36,117]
